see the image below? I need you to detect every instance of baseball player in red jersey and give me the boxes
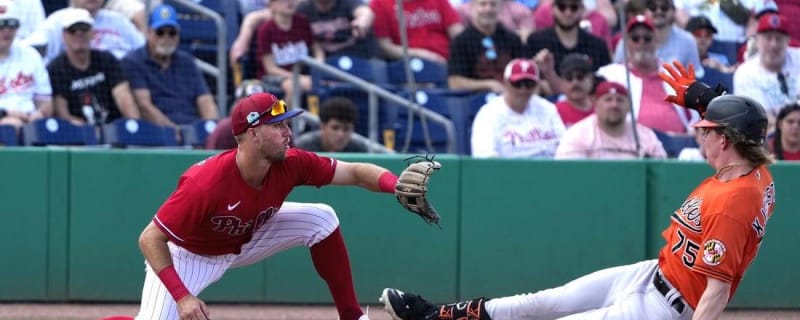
[378,61,776,320]
[134,93,421,320]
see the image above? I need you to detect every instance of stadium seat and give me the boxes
[169,0,240,58]
[653,130,698,158]
[700,67,734,94]
[0,124,18,146]
[311,55,389,89]
[392,89,469,154]
[22,118,98,146]
[386,57,448,88]
[102,119,178,147]
[181,119,218,147]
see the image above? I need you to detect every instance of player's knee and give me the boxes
[305,203,340,244]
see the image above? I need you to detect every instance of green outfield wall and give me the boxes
[1,149,797,308]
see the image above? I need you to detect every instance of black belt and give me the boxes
[653,272,686,313]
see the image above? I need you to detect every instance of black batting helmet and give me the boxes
[692,95,768,145]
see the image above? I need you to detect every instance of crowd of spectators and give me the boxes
[0,0,798,161]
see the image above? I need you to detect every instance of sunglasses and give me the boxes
[155,27,179,37]
[482,37,497,60]
[511,79,537,89]
[0,18,19,30]
[555,3,581,12]
[648,4,672,12]
[247,99,288,127]
[564,72,587,81]
[66,23,91,34]
[630,34,653,44]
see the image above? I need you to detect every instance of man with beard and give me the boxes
[613,0,702,78]
[598,15,699,135]
[47,8,140,126]
[555,81,666,159]
[525,0,610,94]
[554,53,595,126]
[448,0,524,93]
[734,13,800,122]
[121,4,219,129]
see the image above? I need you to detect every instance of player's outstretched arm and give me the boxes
[330,161,398,193]
[139,223,210,320]
[692,277,731,320]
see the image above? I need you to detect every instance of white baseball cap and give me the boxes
[60,8,94,29]
[0,0,20,21]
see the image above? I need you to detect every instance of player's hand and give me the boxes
[177,295,210,320]
[658,61,696,107]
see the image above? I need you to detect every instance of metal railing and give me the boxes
[291,56,458,154]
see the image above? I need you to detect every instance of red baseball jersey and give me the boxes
[153,148,337,255]
[658,165,775,309]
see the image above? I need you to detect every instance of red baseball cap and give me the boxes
[626,14,655,32]
[594,81,629,98]
[230,93,303,135]
[757,13,788,34]
[504,58,539,82]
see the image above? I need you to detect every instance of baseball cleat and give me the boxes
[380,288,439,320]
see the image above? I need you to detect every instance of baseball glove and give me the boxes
[395,155,442,226]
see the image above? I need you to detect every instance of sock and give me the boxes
[310,227,363,320]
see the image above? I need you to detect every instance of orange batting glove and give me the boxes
[658,61,696,107]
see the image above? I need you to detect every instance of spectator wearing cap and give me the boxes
[28,0,144,64]
[598,15,700,135]
[294,96,371,153]
[555,81,666,159]
[121,4,218,131]
[675,0,760,43]
[470,58,565,158]
[686,15,735,73]
[555,53,596,127]
[526,0,611,95]
[47,8,140,126]
[0,0,52,130]
[734,13,800,124]
[448,0,525,93]
[613,0,703,79]
[0,0,45,45]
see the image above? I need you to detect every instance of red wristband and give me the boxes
[156,265,190,302]
[378,171,399,193]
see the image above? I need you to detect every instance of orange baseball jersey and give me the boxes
[658,165,775,309]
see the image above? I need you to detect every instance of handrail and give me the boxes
[293,56,457,153]
[166,0,228,117]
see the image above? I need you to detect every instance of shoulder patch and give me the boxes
[702,239,726,266]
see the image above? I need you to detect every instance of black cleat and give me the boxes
[380,288,441,320]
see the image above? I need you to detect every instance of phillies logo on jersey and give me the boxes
[210,207,277,236]
[0,72,35,95]
[673,197,702,233]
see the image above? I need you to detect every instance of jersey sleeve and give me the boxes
[291,149,337,187]
[441,0,461,29]
[692,191,761,283]
[370,0,391,38]
[153,176,213,244]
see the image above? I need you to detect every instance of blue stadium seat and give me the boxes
[181,119,218,147]
[392,89,470,154]
[102,119,178,147]
[311,55,389,89]
[700,67,734,94]
[386,58,448,88]
[168,0,240,58]
[22,118,98,146]
[0,124,18,146]
[653,130,698,158]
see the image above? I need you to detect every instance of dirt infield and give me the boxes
[0,304,798,320]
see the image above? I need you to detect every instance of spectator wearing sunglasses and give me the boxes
[555,81,666,159]
[457,0,534,42]
[598,15,700,135]
[685,16,735,73]
[448,0,524,93]
[532,0,616,48]
[674,0,761,43]
[526,0,611,95]
[0,0,52,130]
[470,58,565,158]
[47,8,140,126]
[734,13,800,126]
[27,0,144,64]
[0,0,45,46]
[121,4,218,131]
[613,0,703,79]
[554,53,596,127]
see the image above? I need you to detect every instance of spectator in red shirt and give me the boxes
[555,53,595,127]
[370,0,464,63]
[770,103,800,160]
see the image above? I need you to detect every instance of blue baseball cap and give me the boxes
[150,4,179,30]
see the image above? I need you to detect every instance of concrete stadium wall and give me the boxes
[0,149,797,309]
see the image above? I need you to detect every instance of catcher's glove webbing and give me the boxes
[395,155,442,227]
